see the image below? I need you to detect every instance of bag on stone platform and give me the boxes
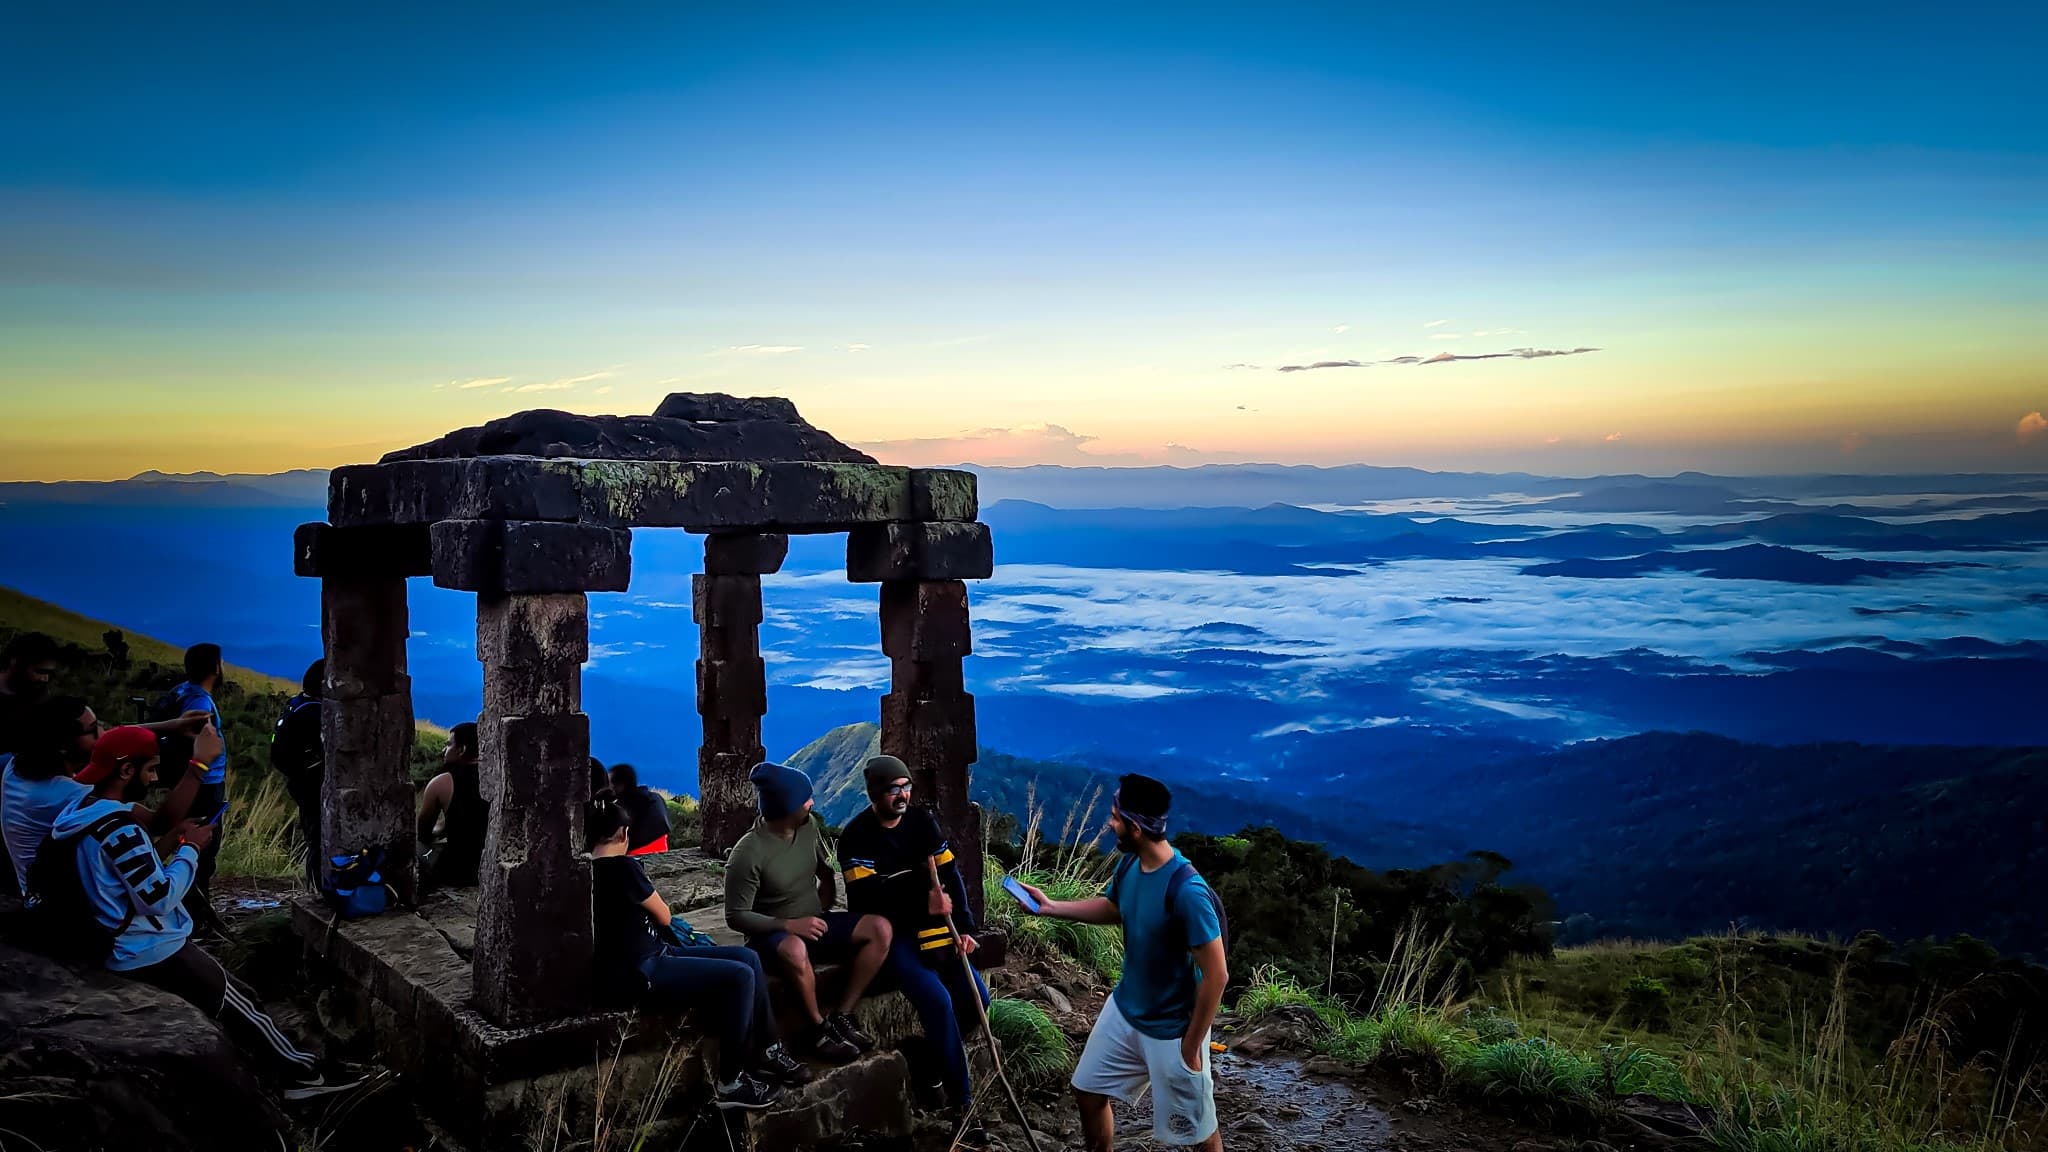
[657,919,718,949]
[323,847,390,919]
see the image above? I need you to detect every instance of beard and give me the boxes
[119,774,151,804]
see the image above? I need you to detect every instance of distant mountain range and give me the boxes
[790,720,2048,956]
[11,464,2047,517]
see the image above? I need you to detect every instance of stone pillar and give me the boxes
[473,594,592,1025]
[430,517,630,1026]
[878,580,984,922]
[319,577,418,904]
[296,521,432,908]
[696,533,787,857]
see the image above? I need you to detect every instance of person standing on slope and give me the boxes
[1017,774,1228,1152]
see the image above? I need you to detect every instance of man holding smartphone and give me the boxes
[1015,774,1227,1152]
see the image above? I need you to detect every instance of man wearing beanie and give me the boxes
[839,754,990,1129]
[724,760,894,1064]
[1017,774,1227,1151]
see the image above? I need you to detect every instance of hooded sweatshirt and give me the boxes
[51,794,198,971]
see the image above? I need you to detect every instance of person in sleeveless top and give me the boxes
[417,723,487,888]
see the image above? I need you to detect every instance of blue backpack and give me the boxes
[324,847,390,918]
[1112,854,1230,954]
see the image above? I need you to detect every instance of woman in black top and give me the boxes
[588,797,810,1109]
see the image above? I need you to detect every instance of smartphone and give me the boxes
[1001,875,1042,914]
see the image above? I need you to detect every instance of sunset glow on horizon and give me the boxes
[4,2,2044,481]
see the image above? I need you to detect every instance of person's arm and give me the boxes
[840,822,884,916]
[416,774,450,845]
[96,819,207,918]
[1182,936,1229,1073]
[139,710,210,738]
[928,814,977,934]
[722,841,785,936]
[639,889,673,927]
[147,723,222,834]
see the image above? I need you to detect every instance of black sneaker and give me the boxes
[826,1011,876,1052]
[714,1072,784,1112]
[949,1111,990,1150]
[281,1069,367,1102]
[757,1042,813,1087]
[811,1024,861,1064]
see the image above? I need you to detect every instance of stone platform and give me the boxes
[297,849,999,1150]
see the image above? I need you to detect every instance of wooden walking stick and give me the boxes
[928,857,1045,1152]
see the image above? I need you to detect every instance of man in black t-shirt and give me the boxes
[587,798,808,1109]
[839,755,989,1127]
[608,763,672,855]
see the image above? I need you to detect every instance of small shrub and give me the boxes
[1467,1004,1522,1044]
[1464,1037,1602,1120]
[986,998,1073,1090]
[1235,966,1340,1031]
[663,795,701,849]
[1623,973,1672,1029]
[982,860,1123,983]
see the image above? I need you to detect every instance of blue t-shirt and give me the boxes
[1107,850,1222,1040]
[174,682,227,785]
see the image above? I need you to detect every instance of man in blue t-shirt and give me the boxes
[169,642,229,930]
[1018,774,1227,1151]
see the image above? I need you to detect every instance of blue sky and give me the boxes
[4,1,2044,478]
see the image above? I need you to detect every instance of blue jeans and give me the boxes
[882,933,989,1111]
[639,944,777,1079]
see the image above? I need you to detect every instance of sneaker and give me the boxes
[948,1110,989,1150]
[281,1070,367,1102]
[714,1072,784,1111]
[757,1042,813,1087]
[810,1024,861,1064]
[826,1011,876,1052]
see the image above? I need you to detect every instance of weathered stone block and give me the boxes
[653,392,803,423]
[691,572,764,630]
[328,459,469,528]
[431,519,631,594]
[911,468,978,522]
[879,580,974,662]
[704,531,789,575]
[321,577,410,701]
[476,593,589,668]
[878,693,979,768]
[475,711,593,1025]
[696,658,768,719]
[319,690,417,901]
[294,521,433,579]
[846,521,994,582]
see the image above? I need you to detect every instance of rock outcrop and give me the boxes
[380,393,875,464]
[0,937,290,1151]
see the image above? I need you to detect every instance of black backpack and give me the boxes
[23,810,140,966]
[1113,854,1230,955]
[149,689,197,789]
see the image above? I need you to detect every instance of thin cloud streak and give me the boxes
[1271,347,1601,371]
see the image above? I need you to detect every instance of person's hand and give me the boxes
[174,710,211,735]
[959,934,978,956]
[175,820,217,853]
[928,888,954,917]
[786,916,829,941]
[1179,1032,1206,1076]
[1020,882,1052,916]
[193,723,224,766]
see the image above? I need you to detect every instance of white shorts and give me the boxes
[1071,997,1218,1146]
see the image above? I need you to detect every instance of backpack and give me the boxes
[270,695,322,794]
[148,688,198,789]
[1113,853,1230,955]
[323,846,390,918]
[23,811,141,967]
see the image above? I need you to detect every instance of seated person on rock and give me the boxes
[840,754,991,1128]
[723,761,891,1064]
[609,762,672,856]
[416,722,486,888]
[588,793,808,1110]
[5,695,212,896]
[45,726,359,1100]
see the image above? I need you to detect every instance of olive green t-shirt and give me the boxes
[723,814,836,936]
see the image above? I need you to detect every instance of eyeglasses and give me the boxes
[884,783,912,797]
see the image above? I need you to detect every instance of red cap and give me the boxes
[74,726,160,786]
